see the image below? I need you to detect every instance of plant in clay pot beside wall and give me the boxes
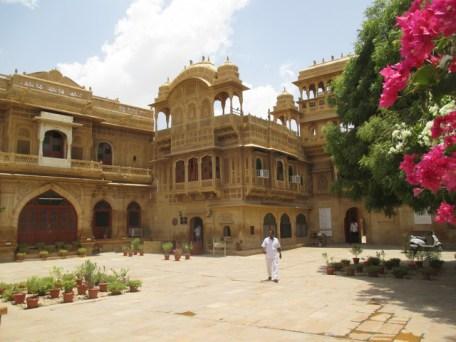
[174,248,182,261]
[161,242,173,260]
[127,279,142,292]
[322,253,335,275]
[350,245,363,264]
[182,242,192,260]
[62,278,75,303]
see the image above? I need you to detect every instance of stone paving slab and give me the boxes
[0,247,455,341]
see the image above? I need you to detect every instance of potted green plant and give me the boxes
[122,246,129,256]
[13,290,26,304]
[182,242,192,260]
[15,252,26,261]
[127,279,142,292]
[39,250,49,260]
[350,245,363,264]
[26,295,39,309]
[344,265,356,276]
[139,247,144,256]
[366,265,381,277]
[88,287,99,299]
[322,253,335,275]
[131,238,141,255]
[62,279,75,303]
[162,242,173,260]
[108,280,127,295]
[77,247,87,257]
[392,266,409,279]
[58,249,68,258]
[174,248,182,261]
[341,259,350,267]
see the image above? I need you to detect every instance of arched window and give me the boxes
[288,166,293,183]
[317,81,325,95]
[263,213,277,238]
[188,158,199,182]
[97,142,112,165]
[202,155,212,180]
[43,130,66,158]
[127,202,141,237]
[156,111,170,130]
[308,84,316,99]
[175,160,185,183]
[276,161,284,181]
[93,201,112,239]
[215,157,221,179]
[223,226,231,237]
[280,214,292,238]
[232,95,241,115]
[296,214,307,237]
[256,158,263,171]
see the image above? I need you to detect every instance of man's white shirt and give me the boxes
[261,237,281,259]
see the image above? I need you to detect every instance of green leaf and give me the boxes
[411,65,438,87]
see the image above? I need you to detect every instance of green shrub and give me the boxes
[77,247,87,256]
[64,243,73,251]
[131,238,142,251]
[81,260,98,287]
[108,280,127,295]
[26,276,53,296]
[16,244,29,253]
[39,250,49,258]
[55,241,65,250]
[58,249,68,257]
[332,262,344,271]
[341,259,351,266]
[350,244,363,257]
[366,257,381,266]
[35,242,45,251]
[111,268,129,284]
[366,265,381,277]
[392,266,409,279]
[162,242,173,254]
[127,279,142,288]
[386,258,401,269]
[62,279,74,293]
[44,244,56,253]
[182,242,192,254]
[429,259,444,270]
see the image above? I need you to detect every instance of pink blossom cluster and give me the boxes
[379,0,456,108]
[400,111,456,224]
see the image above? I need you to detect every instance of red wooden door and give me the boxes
[18,192,77,244]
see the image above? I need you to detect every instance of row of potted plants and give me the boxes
[122,238,144,256]
[323,248,445,280]
[16,247,88,261]
[161,241,192,261]
[0,262,142,309]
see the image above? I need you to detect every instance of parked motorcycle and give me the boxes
[408,230,443,252]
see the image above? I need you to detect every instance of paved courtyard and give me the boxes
[0,247,455,341]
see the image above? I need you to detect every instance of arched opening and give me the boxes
[310,126,317,137]
[317,81,325,96]
[290,119,298,134]
[276,161,284,181]
[344,207,361,243]
[214,92,229,116]
[189,217,204,254]
[326,80,332,93]
[255,158,263,171]
[175,160,185,183]
[232,95,241,115]
[156,111,170,130]
[280,214,292,238]
[188,158,199,182]
[288,165,293,184]
[263,213,277,238]
[18,190,77,244]
[202,155,213,180]
[223,226,231,237]
[127,202,141,237]
[43,130,66,158]
[302,87,309,100]
[296,214,307,237]
[93,200,112,239]
[97,142,113,165]
[308,84,316,99]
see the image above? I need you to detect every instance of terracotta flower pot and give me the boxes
[185,254,190,260]
[140,251,144,256]
[123,251,128,256]
[49,288,60,299]
[88,287,99,299]
[13,292,26,304]
[128,252,133,257]
[134,251,138,255]
[0,288,5,295]
[352,258,360,264]
[26,296,39,309]
[77,284,87,296]
[99,282,108,292]
[63,291,74,303]
[164,254,170,260]
[76,279,83,286]
[326,266,335,275]
[129,286,138,293]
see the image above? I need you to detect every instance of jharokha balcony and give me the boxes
[0,152,152,184]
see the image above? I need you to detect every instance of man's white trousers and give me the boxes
[266,256,279,280]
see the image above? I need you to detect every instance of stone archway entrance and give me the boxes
[344,207,361,243]
[18,190,78,244]
[263,213,277,238]
[189,217,204,254]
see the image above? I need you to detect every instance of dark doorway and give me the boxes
[280,214,292,238]
[344,207,361,243]
[97,143,112,165]
[189,217,204,254]
[18,191,77,244]
[127,202,141,237]
[93,201,112,239]
[263,213,277,238]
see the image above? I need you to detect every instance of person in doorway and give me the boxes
[261,229,282,283]
[350,221,359,243]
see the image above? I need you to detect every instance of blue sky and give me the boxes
[0,0,372,115]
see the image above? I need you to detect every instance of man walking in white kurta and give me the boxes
[261,229,282,283]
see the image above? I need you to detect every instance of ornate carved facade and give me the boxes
[0,58,454,261]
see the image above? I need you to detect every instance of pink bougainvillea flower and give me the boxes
[413,187,424,197]
[430,0,456,36]
[400,154,419,184]
[379,63,410,108]
[449,57,456,73]
[414,145,448,191]
[434,202,456,224]
[431,111,456,139]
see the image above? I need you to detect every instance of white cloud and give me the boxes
[0,0,38,9]
[58,0,248,107]
[243,85,277,119]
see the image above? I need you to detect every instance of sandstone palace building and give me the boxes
[0,57,453,260]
